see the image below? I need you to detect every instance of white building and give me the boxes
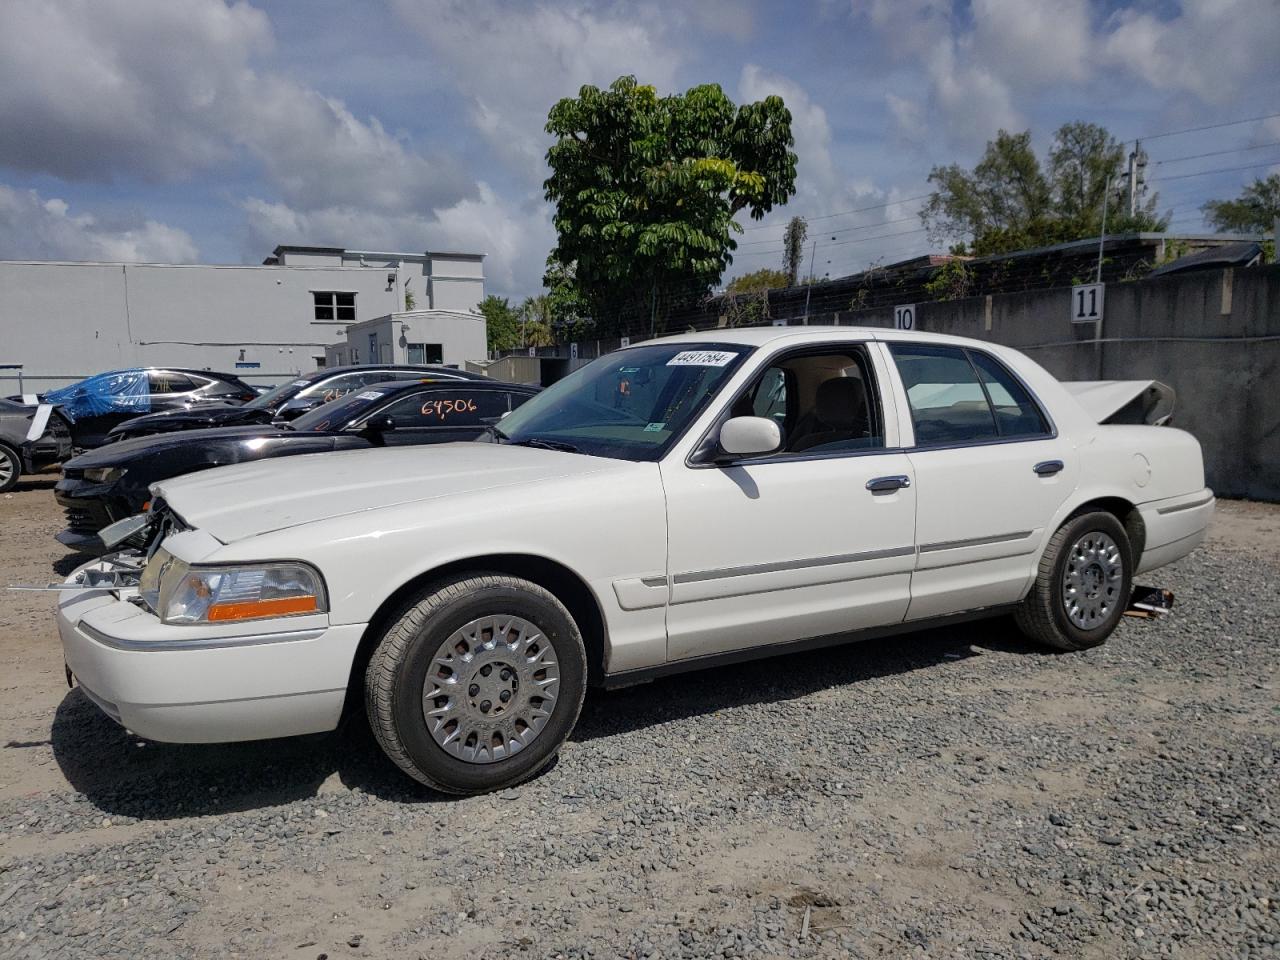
[0,245,486,391]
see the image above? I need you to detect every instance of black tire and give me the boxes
[364,573,587,795]
[1014,510,1132,652]
[0,443,21,494]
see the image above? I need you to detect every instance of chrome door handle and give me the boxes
[866,475,911,493]
[1033,460,1065,477]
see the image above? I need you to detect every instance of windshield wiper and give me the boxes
[510,437,580,453]
[483,423,510,443]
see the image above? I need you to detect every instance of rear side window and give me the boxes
[889,343,1048,446]
[149,371,196,394]
[968,350,1050,438]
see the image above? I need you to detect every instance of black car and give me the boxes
[55,379,539,551]
[35,368,261,449]
[107,364,489,442]
[0,399,74,492]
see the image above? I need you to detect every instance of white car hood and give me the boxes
[1061,380,1175,425]
[153,442,616,543]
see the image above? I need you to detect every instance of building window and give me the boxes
[313,356,326,369]
[313,291,356,323]
[407,343,444,365]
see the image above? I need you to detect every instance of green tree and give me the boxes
[516,295,557,347]
[782,216,807,285]
[1202,174,1280,233]
[544,75,797,338]
[922,123,1167,256]
[726,267,790,294]
[477,294,520,353]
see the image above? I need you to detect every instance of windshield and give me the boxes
[246,377,313,410]
[289,387,393,432]
[496,343,751,461]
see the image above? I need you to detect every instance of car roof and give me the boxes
[626,326,996,351]
[364,379,538,396]
[308,364,489,380]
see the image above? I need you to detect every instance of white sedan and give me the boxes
[55,328,1214,794]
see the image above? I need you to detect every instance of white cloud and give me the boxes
[0,186,198,262]
[390,0,685,179]
[1103,0,1280,104]
[856,0,1278,155]
[0,0,472,214]
[241,185,554,297]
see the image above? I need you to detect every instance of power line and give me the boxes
[1137,112,1280,142]
[1151,159,1280,184]
[737,193,931,232]
[734,214,922,247]
[733,226,929,258]
[1155,141,1280,165]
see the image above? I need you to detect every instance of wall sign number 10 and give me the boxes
[1071,283,1105,324]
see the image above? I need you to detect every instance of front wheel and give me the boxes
[1015,511,1132,651]
[364,574,587,794]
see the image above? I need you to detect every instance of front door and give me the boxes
[661,344,918,661]
[882,341,1078,620]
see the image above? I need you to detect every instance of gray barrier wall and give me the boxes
[838,264,1280,501]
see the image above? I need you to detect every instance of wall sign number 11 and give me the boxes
[1071,283,1104,324]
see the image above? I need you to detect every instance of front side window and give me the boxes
[497,343,752,460]
[889,343,1048,446]
[732,348,884,456]
[313,291,356,323]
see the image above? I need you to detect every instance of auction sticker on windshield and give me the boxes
[356,391,385,400]
[667,350,736,367]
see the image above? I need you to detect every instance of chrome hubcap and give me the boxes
[0,450,13,485]
[1062,531,1123,630]
[422,614,560,764]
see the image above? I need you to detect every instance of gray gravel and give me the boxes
[1,519,1277,959]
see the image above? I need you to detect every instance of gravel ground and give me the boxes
[0,479,1276,960]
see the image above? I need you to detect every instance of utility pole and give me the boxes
[1127,141,1147,217]
[802,240,817,322]
[1096,176,1112,284]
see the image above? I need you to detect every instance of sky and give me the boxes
[0,0,1277,302]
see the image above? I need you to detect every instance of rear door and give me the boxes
[879,341,1078,620]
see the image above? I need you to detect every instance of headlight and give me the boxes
[84,466,126,483]
[155,561,328,625]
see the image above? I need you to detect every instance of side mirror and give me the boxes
[363,414,396,433]
[717,416,782,459]
[276,398,316,421]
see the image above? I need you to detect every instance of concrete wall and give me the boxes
[0,260,402,389]
[831,265,1280,501]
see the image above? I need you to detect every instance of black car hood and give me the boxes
[67,424,316,468]
[111,405,274,436]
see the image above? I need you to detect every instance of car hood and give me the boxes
[111,405,270,435]
[67,425,301,468]
[153,442,619,543]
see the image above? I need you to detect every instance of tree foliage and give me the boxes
[477,295,520,353]
[726,267,790,294]
[1202,174,1280,233]
[543,75,797,337]
[922,123,1167,256]
[782,216,807,285]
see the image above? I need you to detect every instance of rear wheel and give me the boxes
[0,443,20,493]
[1015,511,1132,651]
[364,573,587,794]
